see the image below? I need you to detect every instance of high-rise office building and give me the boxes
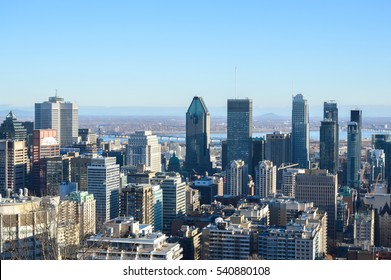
[0,111,27,140]
[227,99,252,172]
[347,121,360,189]
[226,160,248,197]
[252,137,265,175]
[185,96,212,175]
[87,157,120,228]
[160,173,186,234]
[35,95,78,146]
[295,169,338,238]
[152,185,163,232]
[126,131,161,172]
[0,140,29,195]
[320,120,338,174]
[291,94,309,169]
[255,160,276,198]
[320,101,339,175]
[31,129,60,196]
[120,183,154,226]
[265,132,292,189]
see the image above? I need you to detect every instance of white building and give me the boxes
[353,209,375,250]
[35,95,78,146]
[0,194,59,260]
[77,216,182,260]
[201,217,251,260]
[87,157,120,228]
[258,208,327,260]
[226,160,248,196]
[126,131,161,172]
[255,160,276,197]
[159,173,186,234]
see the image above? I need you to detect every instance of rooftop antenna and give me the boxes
[55,88,58,97]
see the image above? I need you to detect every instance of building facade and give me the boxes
[291,94,309,169]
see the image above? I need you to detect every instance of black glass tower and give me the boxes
[227,99,253,173]
[320,101,339,174]
[291,94,309,169]
[185,96,212,175]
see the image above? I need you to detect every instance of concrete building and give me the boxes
[201,217,251,260]
[185,185,200,214]
[126,131,161,173]
[62,191,96,239]
[192,176,223,205]
[353,209,375,250]
[0,194,59,260]
[159,173,186,234]
[226,99,252,172]
[0,140,29,195]
[291,94,309,169]
[295,169,337,239]
[31,129,60,196]
[255,160,276,198]
[262,197,314,227]
[258,208,327,260]
[169,225,202,260]
[226,160,248,197]
[87,157,120,228]
[185,96,212,175]
[120,183,154,226]
[35,95,78,146]
[78,216,183,260]
[281,168,305,197]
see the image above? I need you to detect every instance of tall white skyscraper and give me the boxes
[226,160,248,197]
[126,131,161,172]
[255,160,276,198]
[160,173,186,234]
[35,95,78,146]
[87,157,120,228]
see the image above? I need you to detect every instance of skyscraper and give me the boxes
[35,95,78,146]
[87,157,120,228]
[126,131,161,172]
[0,140,29,195]
[185,96,212,175]
[160,173,186,234]
[0,111,27,140]
[226,160,248,197]
[320,101,339,174]
[31,129,60,196]
[255,160,276,198]
[295,169,338,238]
[291,94,309,169]
[320,122,338,174]
[227,99,253,172]
[347,109,362,189]
[265,132,292,188]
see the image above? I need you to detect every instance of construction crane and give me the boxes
[278,163,299,171]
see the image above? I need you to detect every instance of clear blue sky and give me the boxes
[1,0,390,116]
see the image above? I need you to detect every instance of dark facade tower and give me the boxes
[227,99,253,173]
[0,111,27,140]
[185,96,212,175]
[347,109,362,189]
[347,122,360,189]
[291,94,309,169]
[320,101,339,174]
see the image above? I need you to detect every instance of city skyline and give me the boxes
[1,1,390,113]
